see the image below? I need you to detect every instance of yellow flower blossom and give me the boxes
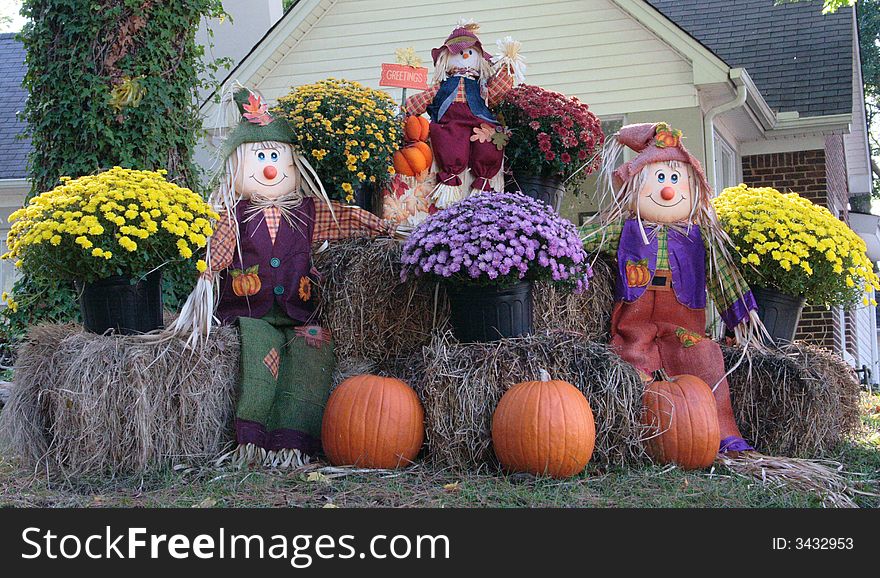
[713,184,880,308]
[4,167,219,284]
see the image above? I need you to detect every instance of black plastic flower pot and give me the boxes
[446,281,533,343]
[751,286,806,345]
[505,172,565,212]
[78,271,163,335]
[352,184,376,215]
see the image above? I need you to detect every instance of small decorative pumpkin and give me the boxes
[641,372,720,469]
[392,141,433,177]
[321,374,425,469]
[231,265,261,297]
[491,370,595,478]
[404,115,430,142]
[625,258,650,288]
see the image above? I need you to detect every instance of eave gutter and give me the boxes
[703,68,748,191]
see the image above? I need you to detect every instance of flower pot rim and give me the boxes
[445,279,532,293]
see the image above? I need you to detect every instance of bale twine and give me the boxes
[724,342,862,457]
[401,330,648,471]
[0,323,239,479]
[314,237,616,365]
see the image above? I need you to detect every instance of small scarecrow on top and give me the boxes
[170,85,394,468]
[403,19,525,208]
[581,122,765,455]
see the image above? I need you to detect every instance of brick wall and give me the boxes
[741,142,848,352]
[825,135,849,221]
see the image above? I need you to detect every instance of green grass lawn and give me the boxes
[2,393,878,509]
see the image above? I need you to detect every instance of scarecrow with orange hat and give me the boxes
[581,122,766,455]
[403,20,525,208]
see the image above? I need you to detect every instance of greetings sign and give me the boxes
[379,63,428,90]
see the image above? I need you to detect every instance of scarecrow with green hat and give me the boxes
[170,85,394,467]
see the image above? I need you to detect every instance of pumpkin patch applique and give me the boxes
[653,122,683,148]
[675,327,704,348]
[231,265,261,297]
[625,258,650,287]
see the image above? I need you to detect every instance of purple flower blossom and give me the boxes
[400,191,592,292]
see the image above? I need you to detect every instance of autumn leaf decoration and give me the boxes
[242,92,274,126]
[471,123,510,151]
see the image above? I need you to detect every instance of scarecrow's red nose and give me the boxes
[263,165,278,180]
[660,186,676,201]
[461,52,470,59]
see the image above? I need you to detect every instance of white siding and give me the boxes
[241,0,698,117]
[854,294,879,383]
[844,10,872,198]
[0,180,28,299]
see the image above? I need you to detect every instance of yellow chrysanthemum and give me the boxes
[713,184,880,308]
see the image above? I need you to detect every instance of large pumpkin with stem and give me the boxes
[321,374,425,469]
[641,372,720,469]
[491,370,596,478]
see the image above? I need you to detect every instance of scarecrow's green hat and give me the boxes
[219,87,297,158]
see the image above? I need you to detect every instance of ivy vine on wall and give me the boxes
[1,0,226,348]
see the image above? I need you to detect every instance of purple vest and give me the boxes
[616,219,707,309]
[216,198,316,324]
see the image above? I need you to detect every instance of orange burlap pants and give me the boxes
[610,289,743,441]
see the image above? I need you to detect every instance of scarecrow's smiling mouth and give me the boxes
[648,194,686,208]
[250,173,288,187]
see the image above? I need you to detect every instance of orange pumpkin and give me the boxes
[625,259,650,288]
[321,374,425,469]
[231,265,261,297]
[491,371,595,478]
[404,115,430,142]
[392,141,433,177]
[641,373,720,469]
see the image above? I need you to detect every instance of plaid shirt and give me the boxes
[580,220,754,325]
[402,67,514,116]
[207,201,393,274]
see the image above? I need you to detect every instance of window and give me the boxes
[713,134,739,192]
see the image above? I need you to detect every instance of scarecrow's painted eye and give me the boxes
[257,152,266,161]
[671,173,679,184]
[657,172,666,183]
[270,151,278,162]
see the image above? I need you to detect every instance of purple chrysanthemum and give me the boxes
[401,191,592,292]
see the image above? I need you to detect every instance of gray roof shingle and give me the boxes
[646,0,853,117]
[0,32,29,180]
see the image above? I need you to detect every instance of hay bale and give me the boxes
[314,237,449,366]
[532,256,615,342]
[724,343,861,457]
[0,323,238,479]
[401,330,647,471]
[315,238,616,364]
